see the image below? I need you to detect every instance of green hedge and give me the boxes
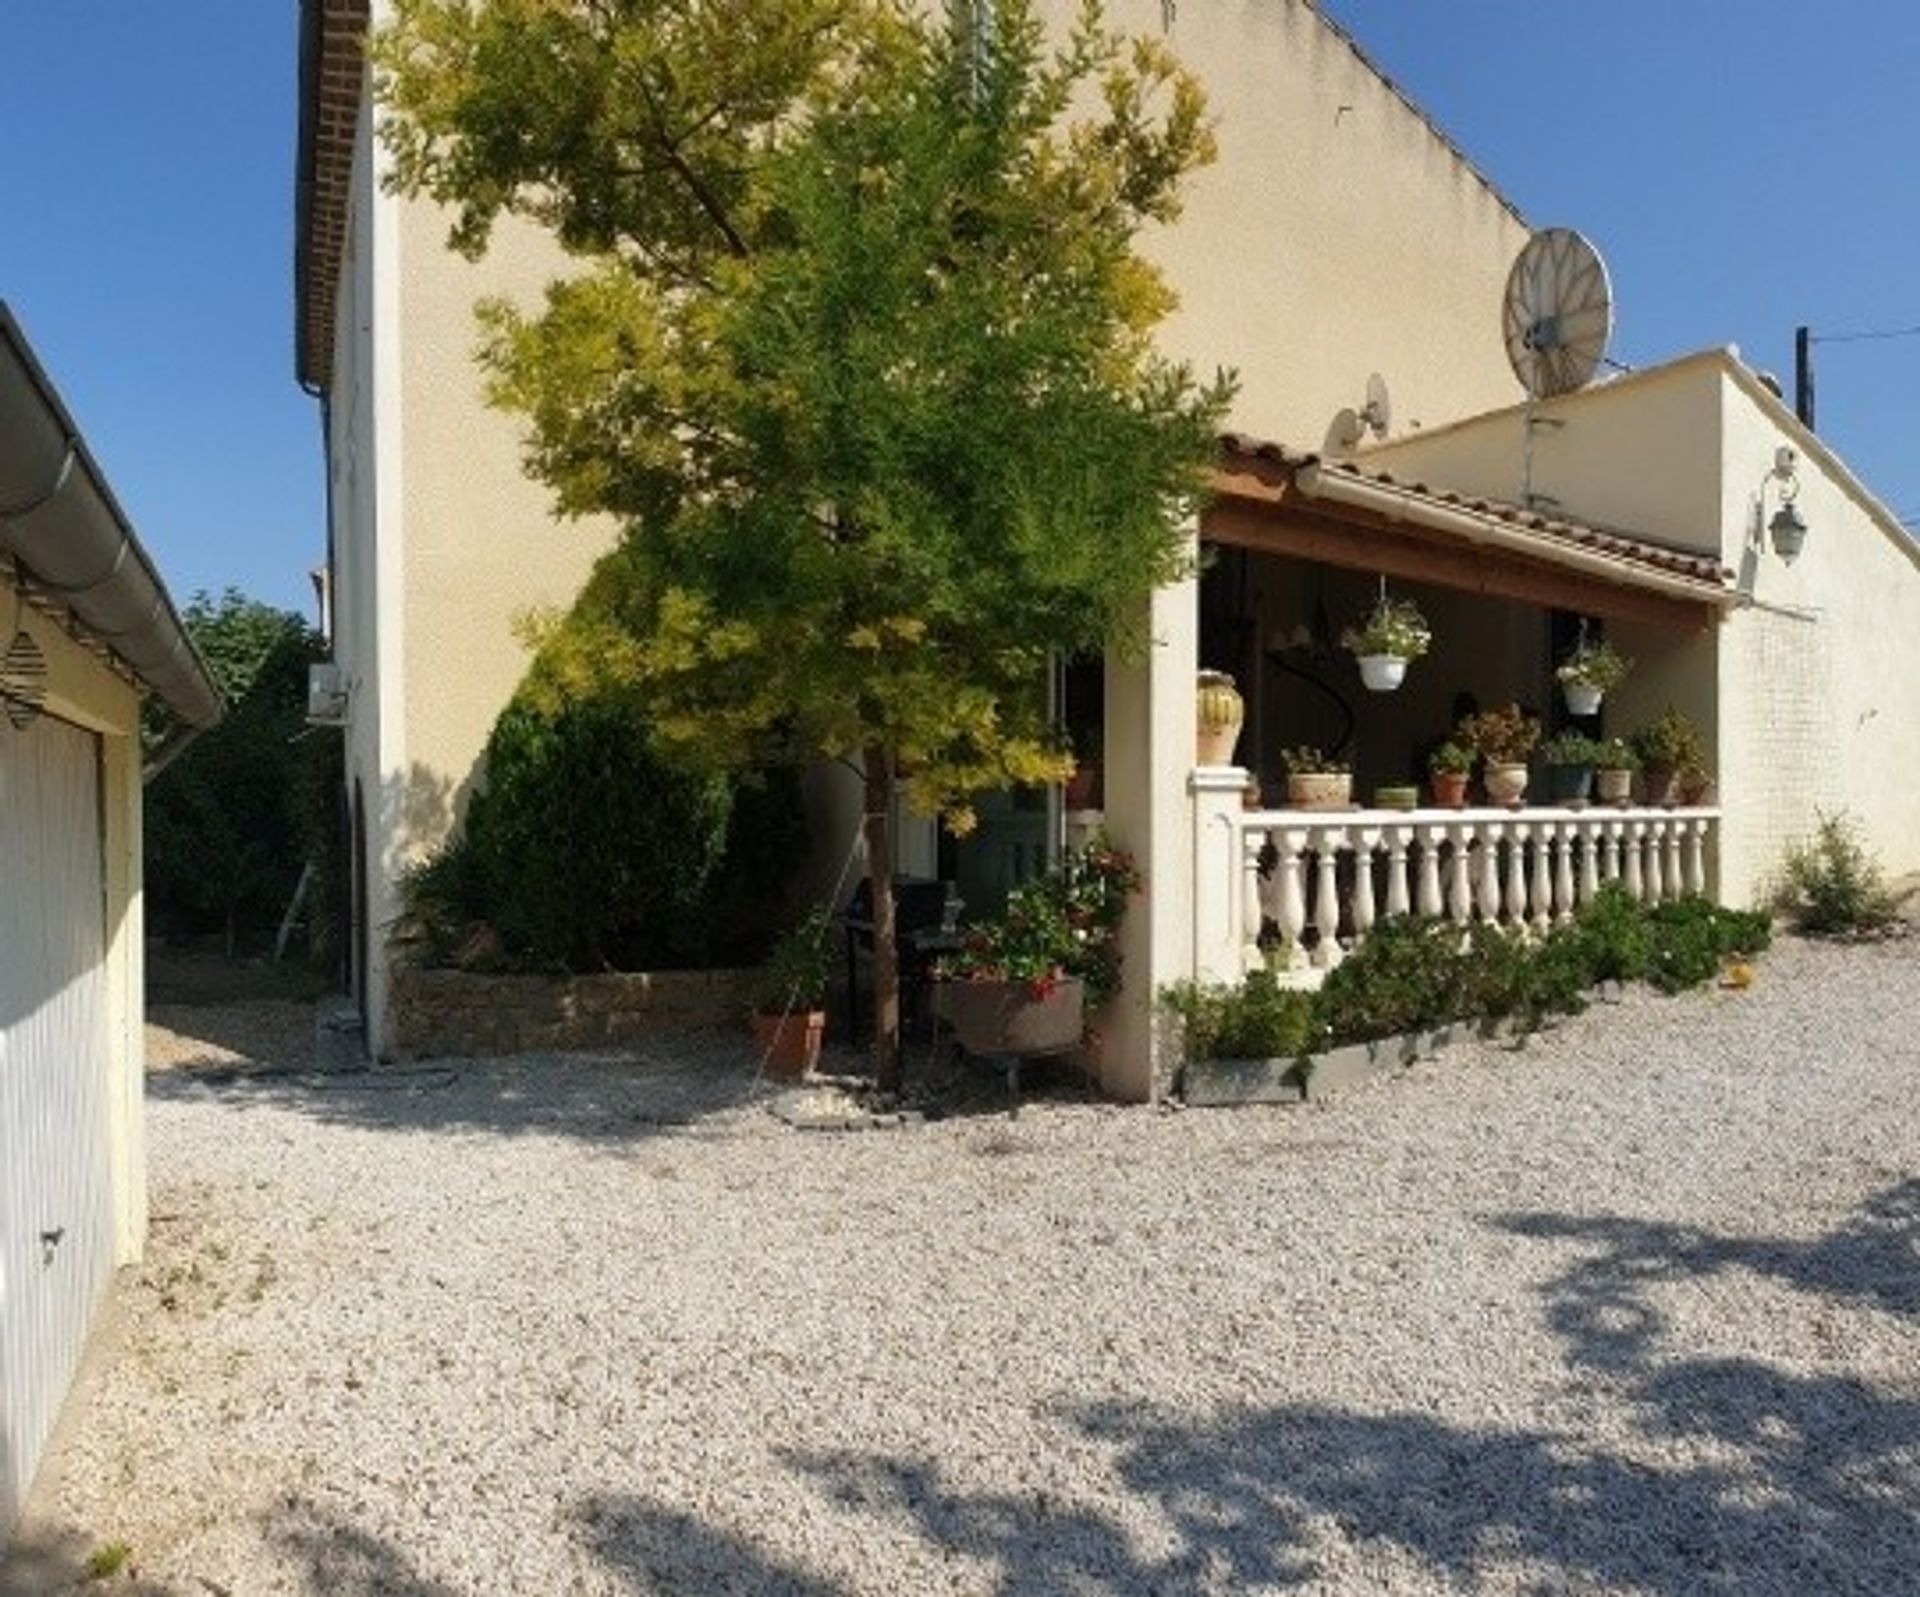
[1165,886,1772,1066]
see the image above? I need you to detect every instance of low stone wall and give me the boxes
[389,966,756,1060]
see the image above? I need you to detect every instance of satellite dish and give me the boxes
[1324,373,1393,457]
[1360,372,1392,438]
[1503,228,1613,398]
[1324,408,1365,457]
[0,629,47,730]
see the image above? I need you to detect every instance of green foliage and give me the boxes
[1341,596,1431,661]
[1162,969,1316,1064]
[1537,731,1603,767]
[1314,916,1463,1041]
[1630,706,1705,771]
[1563,882,1652,984]
[376,0,1232,832]
[1428,740,1474,776]
[401,679,807,973]
[83,1541,133,1582]
[1556,638,1633,693]
[754,906,833,1014]
[1277,745,1349,776]
[144,591,339,962]
[1594,736,1641,772]
[939,838,1141,1006]
[1773,811,1901,936]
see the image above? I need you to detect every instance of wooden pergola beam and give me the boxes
[1201,494,1720,634]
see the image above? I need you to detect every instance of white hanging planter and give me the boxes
[1357,654,1408,693]
[1563,681,1604,716]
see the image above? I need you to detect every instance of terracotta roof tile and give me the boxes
[295,0,371,389]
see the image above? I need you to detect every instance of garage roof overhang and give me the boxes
[1209,436,1735,633]
[0,304,222,731]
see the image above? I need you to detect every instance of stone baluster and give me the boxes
[1384,826,1412,919]
[1664,819,1686,901]
[1684,818,1709,897]
[1311,828,1346,968]
[1417,824,1446,918]
[1273,827,1308,959]
[1624,821,1646,901]
[1578,822,1602,906]
[1604,821,1625,885]
[1644,818,1666,902]
[1241,827,1265,973]
[1480,821,1507,924]
[1526,822,1553,932]
[1552,824,1577,922]
[1350,826,1379,950]
[1448,824,1475,925]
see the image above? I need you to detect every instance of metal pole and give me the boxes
[1794,325,1815,430]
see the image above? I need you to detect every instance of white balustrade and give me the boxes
[1220,804,1721,981]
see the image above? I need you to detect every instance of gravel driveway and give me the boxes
[12,936,1919,1595]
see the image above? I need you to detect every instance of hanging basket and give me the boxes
[1357,654,1408,693]
[1562,681,1604,717]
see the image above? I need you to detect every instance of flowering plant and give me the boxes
[937,838,1142,1006]
[1277,745,1350,776]
[1555,638,1633,693]
[1459,702,1540,764]
[1341,596,1431,661]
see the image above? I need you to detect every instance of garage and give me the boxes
[0,304,221,1537]
[0,713,113,1526]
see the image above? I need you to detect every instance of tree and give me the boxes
[376,0,1233,1090]
[145,590,337,960]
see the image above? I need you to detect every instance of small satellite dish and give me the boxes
[1324,373,1393,457]
[1360,372,1392,438]
[1503,228,1613,398]
[1,629,48,730]
[1324,407,1365,457]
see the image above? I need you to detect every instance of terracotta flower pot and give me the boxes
[1642,763,1683,807]
[1429,770,1469,809]
[752,1009,825,1079]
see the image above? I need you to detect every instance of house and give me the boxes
[0,306,220,1535]
[294,0,1535,1058]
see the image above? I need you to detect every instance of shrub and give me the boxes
[1773,812,1900,936]
[399,683,807,972]
[1163,969,1316,1063]
[1565,882,1652,984]
[1314,916,1463,1042]
[1630,707,1705,771]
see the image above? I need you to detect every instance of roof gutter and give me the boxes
[0,304,223,729]
[1292,461,1736,610]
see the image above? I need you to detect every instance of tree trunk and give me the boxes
[862,745,902,1094]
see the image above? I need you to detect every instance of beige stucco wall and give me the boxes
[1715,369,1920,901]
[36,620,145,1266]
[1068,0,1533,446]
[395,205,614,857]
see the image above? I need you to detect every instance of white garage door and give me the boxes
[0,712,113,1533]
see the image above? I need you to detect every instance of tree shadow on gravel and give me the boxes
[267,1500,464,1597]
[142,1032,836,1149]
[575,1493,846,1595]
[772,1184,1920,1595]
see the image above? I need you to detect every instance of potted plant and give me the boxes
[1631,707,1705,808]
[1427,741,1473,809]
[1373,782,1420,812]
[1555,637,1633,716]
[1460,702,1540,806]
[751,907,832,1078]
[1277,745,1353,810]
[1679,762,1715,806]
[1536,730,1602,805]
[936,840,1141,1059]
[1593,737,1640,804]
[1341,595,1432,692]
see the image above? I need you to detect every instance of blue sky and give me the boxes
[4,3,1916,626]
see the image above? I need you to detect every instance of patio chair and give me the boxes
[839,876,963,1044]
